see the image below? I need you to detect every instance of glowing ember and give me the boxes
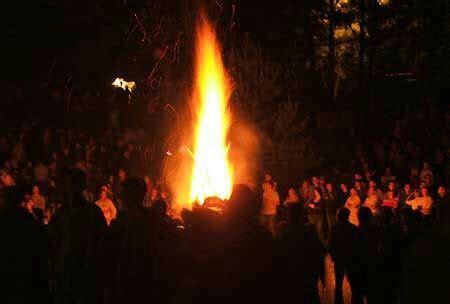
[112,77,136,92]
[188,13,233,206]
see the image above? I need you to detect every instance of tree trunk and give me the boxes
[304,0,316,72]
[359,0,366,87]
[328,0,336,103]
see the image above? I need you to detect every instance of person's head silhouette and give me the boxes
[121,177,147,209]
[358,206,373,226]
[337,207,350,223]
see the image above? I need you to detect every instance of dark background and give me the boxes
[1,0,449,176]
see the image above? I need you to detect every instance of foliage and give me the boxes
[227,36,320,173]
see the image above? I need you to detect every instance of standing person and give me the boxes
[323,183,339,241]
[109,177,151,303]
[277,204,325,303]
[195,184,277,304]
[368,180,384,203]
[283,188,299,206]
[312,176,324,194]
[381,167,396,189]
[420,162,434,185]
[398,183,414,208]
[385,181,398,198]
[260,181,280,235]
[300,180,314,205]
[409,167,421,189]
[382,191,399,209]
[48,169,107,304]
[354,180,366,202]
[378,207,405,304]
[319,176,327,195]
[364,187,380,216]
[95,189,117,226]
[306,188,326,245]
[142,175,153,208]
[31,185,46,212]
[338,183,349,202]
[434,186,449,230]
[345,188,361,226]
[282,188,300,222]
[113,169,127,209]
[264,173,277,190]
[406,187,434,217]
[329,208,363,304]
[357,207,381,303]
[0,186,49,303]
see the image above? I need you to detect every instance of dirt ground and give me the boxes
[319,255,353,304]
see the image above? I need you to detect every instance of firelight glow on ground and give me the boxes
[188,14,233,207]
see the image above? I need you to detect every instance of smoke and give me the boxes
[228,121,261,187]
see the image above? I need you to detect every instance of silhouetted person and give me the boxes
[323,182,340,242]
[401,198,450,304]
[277,204,325,303]
[178,184,276,304]
[357,206,381,303]
[329,207,363,304]
[148,199,179,302]
[377,207,404,304]
[109,177,177,304]
[223,184,277,304]
[434,186,449,233]
[0,185,49,304]
[48,169,107,304]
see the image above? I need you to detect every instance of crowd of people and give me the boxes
[259,169,449,303]
[1,98,449,304]
[0,127,165,224]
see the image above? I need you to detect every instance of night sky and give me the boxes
[2,1,288,86]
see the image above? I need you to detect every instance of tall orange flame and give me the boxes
[189,14,233,206]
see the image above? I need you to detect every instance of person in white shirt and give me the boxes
[406,187,433,216]
[31,185,46,211]
[260,181,280,235]
[345,188,361,226]
[95,190,117,226]
[364,188,380,215]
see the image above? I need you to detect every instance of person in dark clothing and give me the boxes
[48,169,107,304]
[377,207,405,304]
[147,199,180,302]
[434,186,449,233]
[323,182,340,241]
[0,186,49,304]
[109,177,154,304]
[338,183,350,204]
[357,206,381,303]
[401,204,450,304]
[307,188,326,245]
[276,204,325,303]
[112,169,126,209]
[109,177,179,304]
[222,184,277,304]
[329,207,363,304]
[178,184,277,304]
